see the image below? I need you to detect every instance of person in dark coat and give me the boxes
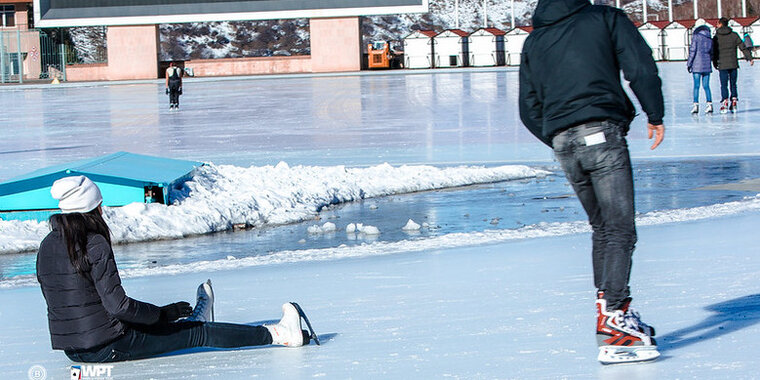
[165,62,183,109]
[687,22,714,114]
[37,176,312,363]
[519,0,663,364]
[712,17,754,113]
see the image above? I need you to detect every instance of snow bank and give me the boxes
[0,162,546,254]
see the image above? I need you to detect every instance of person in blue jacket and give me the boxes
[687,21,714,114]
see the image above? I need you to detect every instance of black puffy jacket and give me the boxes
[519,0,664,146]
[712,26,753,70]
[37,222,161,350]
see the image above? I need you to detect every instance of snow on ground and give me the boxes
[1,210,759,379]
[0,163,546,254]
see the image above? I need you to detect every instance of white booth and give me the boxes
[468,28,506,67]
[433,29,470,68]
[663,21,690,60]
[505,26,532,66]
[403,30,438,69]
[638,21,669,61]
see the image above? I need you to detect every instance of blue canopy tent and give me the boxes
[0,152,203,221]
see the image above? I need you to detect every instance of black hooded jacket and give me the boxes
[712,25,753,71]
[519,0,664,146]
[37,221,161,351]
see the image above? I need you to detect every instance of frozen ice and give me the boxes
[1,62,760,378]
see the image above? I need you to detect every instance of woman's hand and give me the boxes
[159,302,193,323]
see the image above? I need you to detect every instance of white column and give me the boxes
[616,0,621,8]
[510,0,515,28]
[483,0,488,28]
[694,0,698,19]
[668,0,673,22]
[742,0,747,17]
[642,0,648,23]
[717,0,722,19]
[455,0,459,29]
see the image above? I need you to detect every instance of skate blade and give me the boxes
[598,345,660,365]
[290,302,320,345]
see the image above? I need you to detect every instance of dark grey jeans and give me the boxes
[65,322,272,363]
[552,121,637,311]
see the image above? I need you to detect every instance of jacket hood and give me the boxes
[716,25,733,35]
[532,0,590,28]
[693,25,711,38]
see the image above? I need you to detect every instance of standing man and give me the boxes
[519,0,664,365]
[713,17,754,113]
[165,62,183,109]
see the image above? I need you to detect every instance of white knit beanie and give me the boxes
[50,176,103,214]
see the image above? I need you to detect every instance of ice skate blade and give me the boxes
[598,345,660,365]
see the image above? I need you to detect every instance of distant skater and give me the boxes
[37,176,316,363]
[687,20,714,114]
[165,62,183,109]
[519,0,664,364]
[712,17,754,113]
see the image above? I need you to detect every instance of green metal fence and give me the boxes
[1,29,67,83]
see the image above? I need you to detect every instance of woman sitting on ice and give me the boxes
[36,176,315,363]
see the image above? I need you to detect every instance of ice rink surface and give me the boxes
[1,62,760,379]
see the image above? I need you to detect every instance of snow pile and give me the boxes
[402,219,421,231]
[0,162,546,254]
[308,222,337,234]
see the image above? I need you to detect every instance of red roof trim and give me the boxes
[482,27,506,36]
[674,19,696,29]
[648,20,671,29]
[733,16,759,27]
[518,26,534,33]
[440,29,469,37]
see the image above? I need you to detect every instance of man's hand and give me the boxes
[647,123,665,150]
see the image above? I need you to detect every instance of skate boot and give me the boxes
[730,97,738,112]
[596,295,659,365]
[186,279,214,322]
[265,303,310,347]
[720,99,729,114]
[705,101,713,114]
[690,103,699,114]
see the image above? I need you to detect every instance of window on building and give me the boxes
[1,5,15,27]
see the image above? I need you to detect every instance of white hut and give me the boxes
[505,26,533,66]
[433,29,470,68]
[638,21,669,61]
[403,30,438,69]
[468,28,506,67]
[663,21,690,60]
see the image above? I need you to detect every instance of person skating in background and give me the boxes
[165,62,183,109]
[37,176,315,363]
[519,0,664,364]
[712,17,754,113]
[687,20,714,114]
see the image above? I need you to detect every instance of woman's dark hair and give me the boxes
[49,207,111,274]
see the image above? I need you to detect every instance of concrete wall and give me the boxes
[63,17,361,81]
[106,25,159,80]
[185,55,311,77]
[309,16,361,72]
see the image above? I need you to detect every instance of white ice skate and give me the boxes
[265,303,305,347]
[705,101,713,114]
[596,296,659,365]
[186,279,214,322]
[690,103,699,114]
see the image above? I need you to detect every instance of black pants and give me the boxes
[552,121,637,311]
[65,322,272,363]
[169,79,181,106]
